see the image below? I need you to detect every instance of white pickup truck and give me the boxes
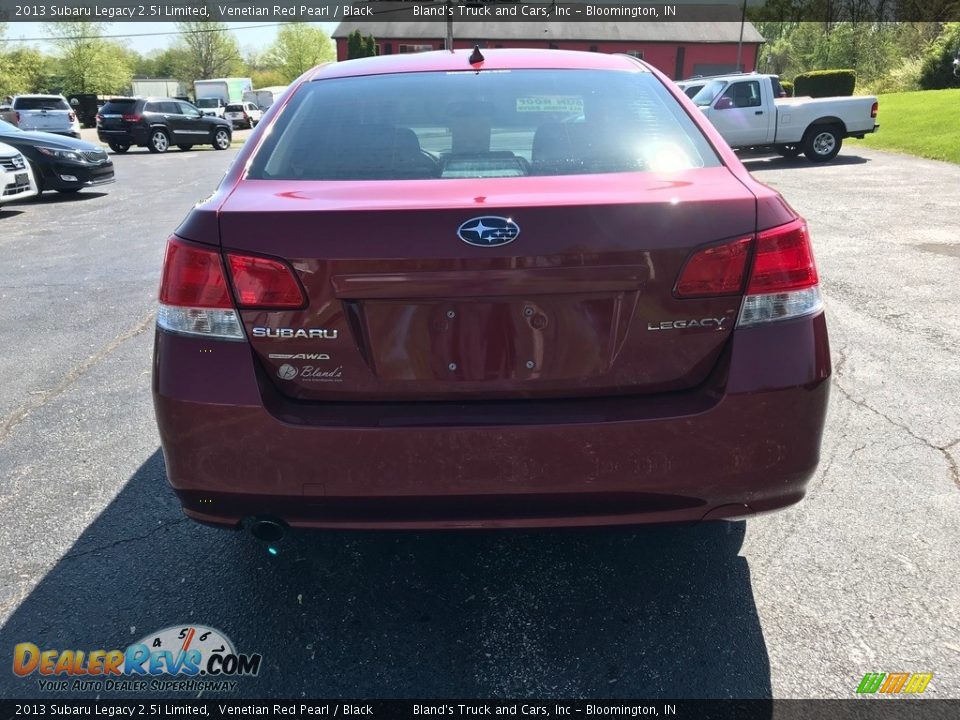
[687,73,879,162]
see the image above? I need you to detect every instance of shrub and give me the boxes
[860,57,924,95]
[918,23,960,90]
[346,31,378,60]
[793,69,857,97]
[780,80,794,97]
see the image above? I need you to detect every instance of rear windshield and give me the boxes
[226,104,244,112]
[196,98,221,108]
[248,69,721,181]
[14,96,70,111]
[101,99,138,114]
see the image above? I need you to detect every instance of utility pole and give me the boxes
[445,0,454,51]
[736,0,747,72]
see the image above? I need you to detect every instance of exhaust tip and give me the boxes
[244,516,288,543]
[700,504,754,522]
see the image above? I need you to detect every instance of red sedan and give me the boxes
[153,49,830,538]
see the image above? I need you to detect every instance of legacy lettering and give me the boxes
[647,318,728,331]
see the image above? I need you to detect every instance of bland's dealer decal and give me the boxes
[13,625,260,693]
[277,364,343,382]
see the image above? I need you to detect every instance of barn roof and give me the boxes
[333,20,765,45]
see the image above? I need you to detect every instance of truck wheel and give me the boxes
[212,128,231,150]
[108,142,129,154]
[148,129,169,154]
[776,144,801,158]
[803,125,843,162]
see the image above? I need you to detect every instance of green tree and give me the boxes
[757,22,905,85]
[44,22,133,94]
[265,23,334,82]
[347,30,362,60]
[919,22,960,88]
[252,69,289,88]
[174,22,242,82]
[0,47,53,94]
[152,47,192,80]
[346,30,378,59]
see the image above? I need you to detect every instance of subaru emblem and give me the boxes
[457,216,520,247]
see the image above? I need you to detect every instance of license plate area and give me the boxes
[347,294,637,383]
[14,172,28,187]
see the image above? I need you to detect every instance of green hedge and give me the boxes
[780,80,794,97]
[919,22,960,89]
[793,70,857,98]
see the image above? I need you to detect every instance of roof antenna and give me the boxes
[469,45,485,65]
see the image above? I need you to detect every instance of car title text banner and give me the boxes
[2,700,960,719]
[5,1,957,23]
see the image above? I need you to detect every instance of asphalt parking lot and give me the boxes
[0,144,958,700]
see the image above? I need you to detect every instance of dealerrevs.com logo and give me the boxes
[13,625,261,693]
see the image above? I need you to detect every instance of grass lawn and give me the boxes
[848,88,960,164]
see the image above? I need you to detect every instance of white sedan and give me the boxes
[0,140,38,206]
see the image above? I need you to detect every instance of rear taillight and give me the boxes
[95,114,103,124]
[675,236,751,298]
[122,113,141,122]
[871,101,878,118]
[157,237,244,340]
[68,111,76,122]
[226,254,305,308]
[737,218,822,327]
[157,237,307,339]
[14,111,19,124]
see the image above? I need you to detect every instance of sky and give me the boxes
[4,22,340,55]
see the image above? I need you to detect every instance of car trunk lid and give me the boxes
[218,168,756,401]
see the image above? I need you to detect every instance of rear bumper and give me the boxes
[153,313,831,530]
[19,127,80,139]
[849,123,879,139]
[98,127,150,146]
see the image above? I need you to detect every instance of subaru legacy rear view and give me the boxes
[153,50,830,532]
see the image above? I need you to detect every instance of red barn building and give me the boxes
[332,21,765,80]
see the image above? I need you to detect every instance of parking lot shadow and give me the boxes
[32,191,109,204]
[742,153,870,171]
[0,450,771,700]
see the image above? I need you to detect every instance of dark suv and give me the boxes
[96,97,232,154]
